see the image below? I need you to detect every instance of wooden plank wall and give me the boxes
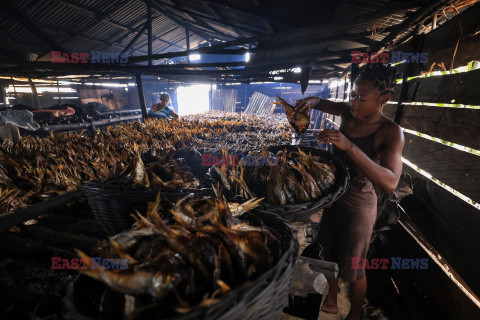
[329,4,480,313]
[383,4,480,310]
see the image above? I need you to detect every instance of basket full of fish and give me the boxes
[207,145,350,221]
[83,144,212,235]
[64,189,298,320]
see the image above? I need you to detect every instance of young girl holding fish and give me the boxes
[295,63,404,320]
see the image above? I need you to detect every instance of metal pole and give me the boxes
[135,74,148,120]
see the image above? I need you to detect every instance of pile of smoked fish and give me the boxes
[0,113,291,215]
[214,148,336,205]
[71,189,282,319]
[101,143,201,190]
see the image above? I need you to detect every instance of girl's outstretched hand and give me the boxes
[316,129,353,151]
[294,97,320,113]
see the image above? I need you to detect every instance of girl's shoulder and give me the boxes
[378,117,404,144]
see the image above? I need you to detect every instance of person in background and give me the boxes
[148,93,179,119]
[295,63,404,320]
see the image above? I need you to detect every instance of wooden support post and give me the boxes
[11,77,18,104]
[56,79,61,104]
[147,0,153,67]
[28,78,39,108]
[135,74,148,120]
[0,82,8,107]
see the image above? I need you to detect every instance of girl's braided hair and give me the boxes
[356,63,397,94]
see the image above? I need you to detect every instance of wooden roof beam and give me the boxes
[129,26,182,54]
[140,0,214,43]
[121,23,149,55]
[197,0,285,31]
[126,0,417,65]
[154,0,267,34]
[48,0,132,31]
[167,0,238,40]
[45,0,152,57]
[127,25,395,64]
[109,12,162,45]
[0,55,350,78]
[38,24,148,54]
[200,1,246,37]
[250,0,275,32]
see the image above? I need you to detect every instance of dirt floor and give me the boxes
[281,221,389,320]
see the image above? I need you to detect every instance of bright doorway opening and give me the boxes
[176,85,210,116]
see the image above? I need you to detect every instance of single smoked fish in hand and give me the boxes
[274,96,310,135]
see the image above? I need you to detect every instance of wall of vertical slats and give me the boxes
[244,91,275,116]
[210,88,238,112]
[382,5,480,302]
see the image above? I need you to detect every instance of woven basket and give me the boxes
[207,145,350,222]
[64,210,299,320]
[82,182,213,236]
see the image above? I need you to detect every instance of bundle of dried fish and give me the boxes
[274,96,310,135]
[265,149,336,204]
[102,143,200,191]
[75,190,280,318]
[214,148,337,205]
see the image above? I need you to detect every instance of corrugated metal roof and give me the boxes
[0,0,467,81]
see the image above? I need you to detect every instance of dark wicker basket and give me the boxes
[82,182,213,236]
[207,145,350,222]
[63,210,299,320]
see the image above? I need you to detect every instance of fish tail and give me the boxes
[212,182,222,199]
[232,197,264,216]
[136,210,170,235]
[76,250,102,279]
[169,209,193,227]
[108,237,136,263]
